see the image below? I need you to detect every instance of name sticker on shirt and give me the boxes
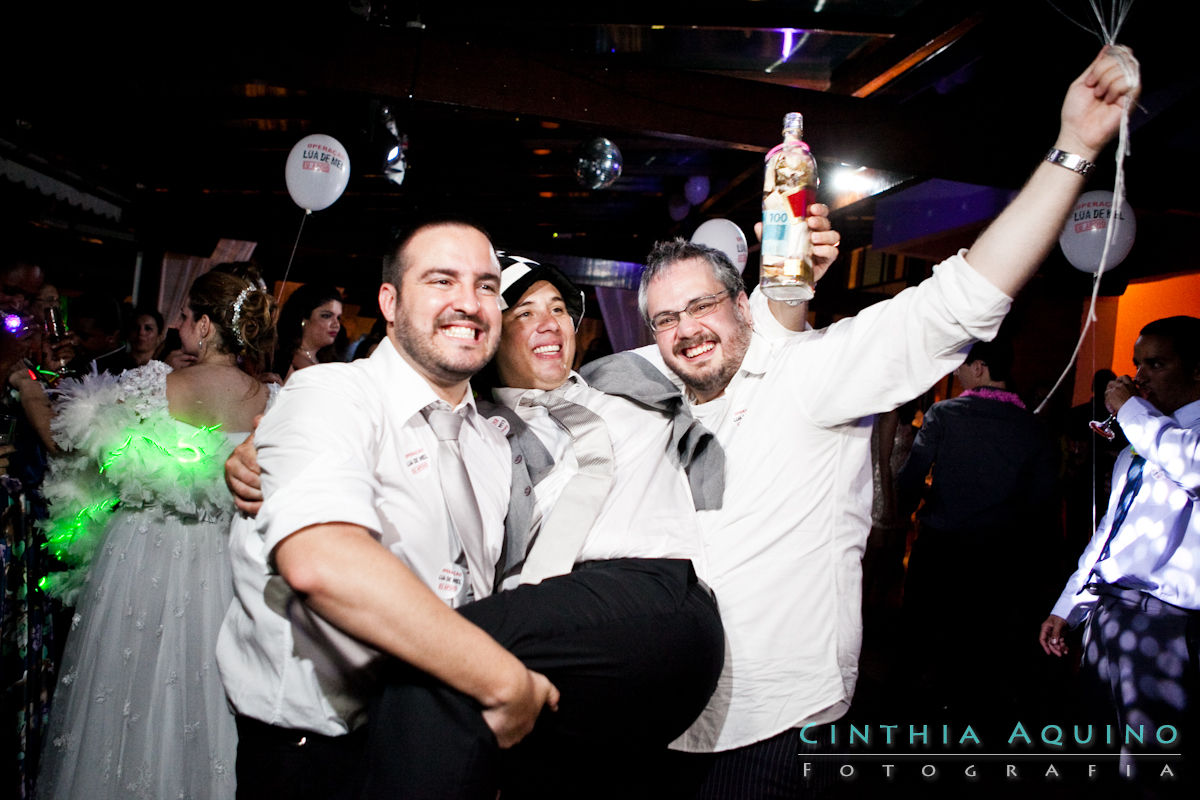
[435,563,466,602]
[487,415,511,436]
[733,407,748,426]
[405,448,430,477]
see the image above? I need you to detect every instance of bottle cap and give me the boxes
[783,112,803,134]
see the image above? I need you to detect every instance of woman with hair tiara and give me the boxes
[36,266,277,799]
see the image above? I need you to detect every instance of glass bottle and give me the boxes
[760,112,819,301]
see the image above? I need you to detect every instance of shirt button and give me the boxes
[514,454,523,464]
[523,486,531,496]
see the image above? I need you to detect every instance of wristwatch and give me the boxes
[1045,148,1095,177]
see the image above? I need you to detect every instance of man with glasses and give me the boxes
[618,45,1141,797]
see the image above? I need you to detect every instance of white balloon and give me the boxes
[1059,190,1136,273]
[285,134,351,212]
[691,218,749,274]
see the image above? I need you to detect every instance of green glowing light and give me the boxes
[95,424,224,474]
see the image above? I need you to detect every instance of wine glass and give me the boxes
[1090,413,1117,440]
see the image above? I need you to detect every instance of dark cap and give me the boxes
[497,254,585,329]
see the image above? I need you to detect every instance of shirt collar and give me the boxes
[740,331,772,377]
[372,336,482,423]
[493,372,586,409]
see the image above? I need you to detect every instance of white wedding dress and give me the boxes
[36,362,271,800]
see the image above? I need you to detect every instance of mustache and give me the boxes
[435,310,490,332]
[674,332,716,355]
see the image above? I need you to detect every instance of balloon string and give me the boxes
[277,209,311,306]
[1032,43,1138,416]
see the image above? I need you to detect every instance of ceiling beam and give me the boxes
[265,23,1056,190]
[360,1,906,35]
[830,0,986,96]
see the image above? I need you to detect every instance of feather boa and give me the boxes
[40,362,236,603]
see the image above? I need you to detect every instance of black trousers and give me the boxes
[1081,587,1200,787]
[655,725,839,800]
[235,715,367,800]
[361,558,724,800]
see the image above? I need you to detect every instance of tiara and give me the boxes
[229,285,255,349]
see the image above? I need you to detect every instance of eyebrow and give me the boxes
[655,290,723,312]
[418,266,500,282]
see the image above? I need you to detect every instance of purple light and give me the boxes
[782,29,793,61]
[4,314,22,334]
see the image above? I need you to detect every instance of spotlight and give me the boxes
[381,105,409,187]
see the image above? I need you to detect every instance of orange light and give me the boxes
[532,148,551,156]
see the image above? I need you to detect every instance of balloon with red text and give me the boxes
[1059,190,1136,273]
[285,134,351,212]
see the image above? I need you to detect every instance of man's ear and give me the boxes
[379,284,398,324]
[736,291,752,324]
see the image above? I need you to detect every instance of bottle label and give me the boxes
[762,211,789,255]
[761,188,816,260]
[786,188,817,219]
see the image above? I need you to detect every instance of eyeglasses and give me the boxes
[647,289,731,333]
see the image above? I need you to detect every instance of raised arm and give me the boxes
[965,45,1140,296]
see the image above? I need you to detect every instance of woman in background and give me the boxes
[37,267,276,800]
[272,282,342,380]
[127,307,167,369]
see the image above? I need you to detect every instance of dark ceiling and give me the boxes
[3,0,1196,315]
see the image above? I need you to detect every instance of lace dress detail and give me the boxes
[37,363,271,800]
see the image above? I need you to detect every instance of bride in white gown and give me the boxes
[37,266,277,800]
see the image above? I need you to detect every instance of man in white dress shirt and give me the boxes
[217,220,559,800]
[1040,316,1200,778]
[626,46,1141,797]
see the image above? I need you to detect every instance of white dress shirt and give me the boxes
[216,338,511,735]
[1051,396,1200,624]
[493,374,706,577]
[636,252,1011,752]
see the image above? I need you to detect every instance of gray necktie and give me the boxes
[520,386,615,584]
[422,403,492,600]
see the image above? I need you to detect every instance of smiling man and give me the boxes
[217,219,558,800]
[619,45,1141,797]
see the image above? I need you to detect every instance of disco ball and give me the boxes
[575,137,623,189]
